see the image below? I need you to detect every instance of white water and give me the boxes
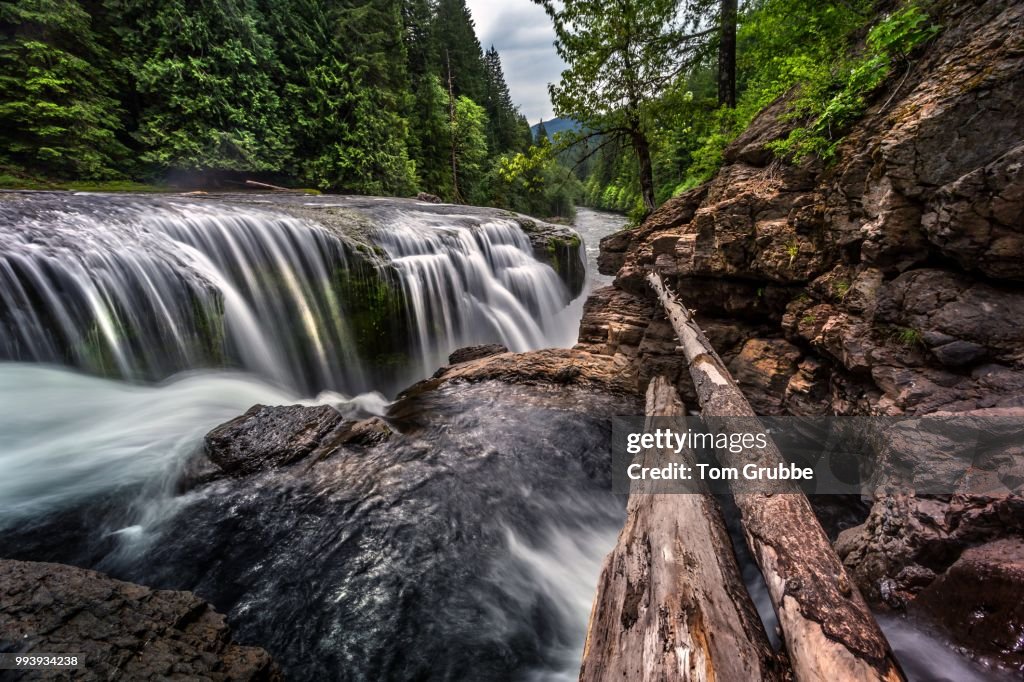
[374,211,573,372]
[0,363,386,529]
[0,194,579,395]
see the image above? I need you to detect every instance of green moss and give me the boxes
[833,279,851,298]
[0,177,170,192]
[333,262,409,370]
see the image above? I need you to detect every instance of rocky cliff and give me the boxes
[580,0,1024,418]
[575,0,1023,672]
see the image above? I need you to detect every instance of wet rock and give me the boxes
[835,493,1024,606]
[0,560,280,681]
[516,218,586,297]
[448,344,508,365]
[915,538,1024,672]
[204,404,345,476]
[415,192,442,204]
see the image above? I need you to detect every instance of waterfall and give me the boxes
[0,194,575,395]
[373,211,570,375]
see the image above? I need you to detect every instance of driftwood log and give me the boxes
[580,377,785,681]
[646,271,905,682]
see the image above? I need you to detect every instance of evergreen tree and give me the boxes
[0,0,127,178]
[434,0,487,103]
[482,46,527,154]
[535,119,549,143]
[112,0,289,174]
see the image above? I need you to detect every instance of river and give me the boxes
[0,196,1003,681]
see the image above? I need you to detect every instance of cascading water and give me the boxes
[0,193,577,396]
[373,211,571,374]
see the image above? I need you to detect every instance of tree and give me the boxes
[535,0,709,216]
[535,119,549,144]
[113,0,289,174]
[449,94,489,203]
[0,0,128,178]
[433,0,487,103]
[718,0,737,107]
[482,46,527,154]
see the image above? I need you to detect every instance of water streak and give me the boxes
[0,194,576,395]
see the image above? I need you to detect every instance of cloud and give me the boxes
[466,0,565,122]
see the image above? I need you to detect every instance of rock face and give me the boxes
[447,344,508,364]
[0,560,279,681]
[574,0,1024,671]
[582,0,1024,418]
[834,493,1024,671]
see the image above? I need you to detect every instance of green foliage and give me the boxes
[0,0,128,178]
[450,95,490,203]
[113,0,289,173]
[890,325,924,348]
[769,3,940,161]
[1,0,544,207]
[492,141,582,220]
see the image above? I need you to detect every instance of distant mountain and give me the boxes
[531,117,580,141]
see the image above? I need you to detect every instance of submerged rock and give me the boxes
[0,560,280,681]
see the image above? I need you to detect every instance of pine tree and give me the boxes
[0,0,128,178]
[112,0,289,174]
[535,119,549,143]
[482,46,526,154]
[433,0,487,103]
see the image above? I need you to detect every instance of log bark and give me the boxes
[580,377,786,682]
[646,271,906,682]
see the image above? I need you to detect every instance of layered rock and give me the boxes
[582,0,1024,418]
[574,0,1024,671]
[0,560,279,681]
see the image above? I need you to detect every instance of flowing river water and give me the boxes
[0,196,1005,681]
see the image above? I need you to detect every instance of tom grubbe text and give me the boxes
[624,428,815,481]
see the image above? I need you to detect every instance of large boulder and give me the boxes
[0,560,280,681]
[204,404,346,477]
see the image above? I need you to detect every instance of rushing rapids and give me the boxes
[0,192,580,395]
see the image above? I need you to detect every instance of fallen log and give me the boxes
[244,179,290,191]
[580,376,786,681]
[646,271,906,682]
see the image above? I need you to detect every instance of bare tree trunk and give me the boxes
[580,377,786,682]
[446,50,463,204]
[718,0,738,108]
[631,129,657,216]
[646,272,906,682]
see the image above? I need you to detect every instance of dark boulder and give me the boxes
[915,538,1024,672]
[0,560,280,681]
[204,404,344,476]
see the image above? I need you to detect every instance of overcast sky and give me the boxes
[465,0,564,123]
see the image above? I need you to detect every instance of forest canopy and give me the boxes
[0,0,938,222]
